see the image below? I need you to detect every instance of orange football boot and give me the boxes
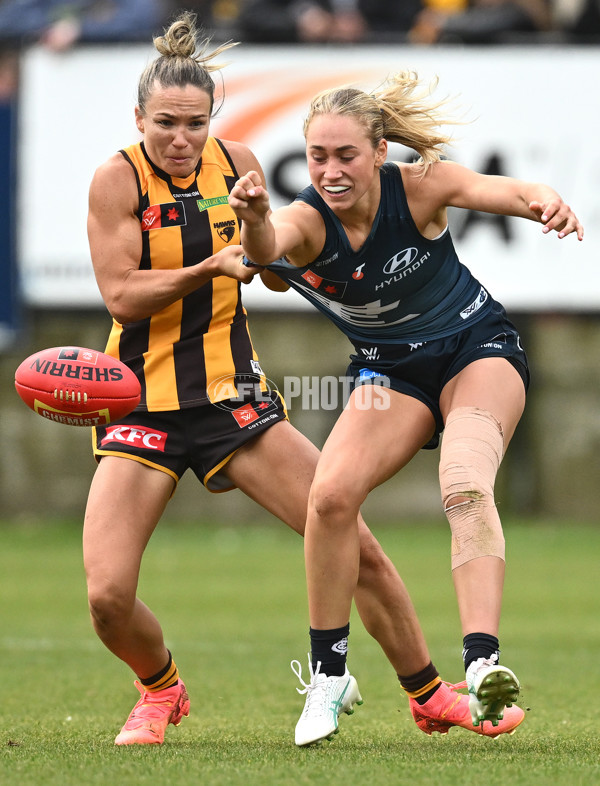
[409,679,524,738]
[115,679,190,745]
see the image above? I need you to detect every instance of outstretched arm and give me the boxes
[448,162,583,240]
[228,170,279,264]
[229,171,325,266]
[405,160,584,242]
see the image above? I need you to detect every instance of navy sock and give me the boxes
[310,624,349,677]
[463,633,500,671]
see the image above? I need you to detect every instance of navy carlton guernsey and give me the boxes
[267,162,492,347]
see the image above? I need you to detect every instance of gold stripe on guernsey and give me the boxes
[200,158,241,404]
[144,174,185,410]
[105,323,123,360]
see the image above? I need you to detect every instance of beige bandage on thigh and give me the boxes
[439,407,505,569]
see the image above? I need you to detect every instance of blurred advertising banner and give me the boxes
[17,44,598,311]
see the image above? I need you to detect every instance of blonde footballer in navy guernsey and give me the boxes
[269,162,488,346]
[84,12,518,749]
[264,161,524,448]
[230,75,583,745]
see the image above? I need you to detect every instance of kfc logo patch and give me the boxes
[100,425,168,451]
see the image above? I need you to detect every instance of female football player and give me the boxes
[228,73,583,744]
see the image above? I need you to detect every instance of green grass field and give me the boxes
[1,519,598,786]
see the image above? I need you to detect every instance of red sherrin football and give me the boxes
[14,346,141,427]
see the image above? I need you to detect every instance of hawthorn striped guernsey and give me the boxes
[105,137,261,411]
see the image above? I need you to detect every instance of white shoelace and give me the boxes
[466,654,500,692]
[291,654,322,694]
[291,655,330,717]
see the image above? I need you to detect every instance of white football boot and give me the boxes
[291,655,363,746]
[466,655,520,727]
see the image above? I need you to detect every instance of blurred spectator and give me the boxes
[0,47,18,350]
[0,0,165,51]
[165,2,246,40]
[550,0,587,32]
[568,0,600,37]
[237,0,424,44]
[409,0,552,45]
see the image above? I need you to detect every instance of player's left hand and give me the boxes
[209,245,257,284]
[529,199,584,241]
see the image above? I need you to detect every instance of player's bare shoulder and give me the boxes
[220,139,264,181]
[397,159,461,202]
[91,151,133,185]
[89,152,138,214]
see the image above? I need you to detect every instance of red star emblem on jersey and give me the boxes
[324,285,338,294]
[258,401,270,409]
[167,207,180,221]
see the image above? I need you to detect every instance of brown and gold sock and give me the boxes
[139,651,180,692]
[398,661,442,705]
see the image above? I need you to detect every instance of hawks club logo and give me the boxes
[141,201,187,231]
[213,219,237,243]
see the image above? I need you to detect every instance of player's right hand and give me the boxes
[228,171,271,224]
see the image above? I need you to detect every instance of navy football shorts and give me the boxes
[93,389,287,491]
[347,300,529,450]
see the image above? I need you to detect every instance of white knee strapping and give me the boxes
[439,407,506,569]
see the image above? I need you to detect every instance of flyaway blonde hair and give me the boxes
[304,71,463,172]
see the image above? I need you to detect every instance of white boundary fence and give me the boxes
[18,44,598,311]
